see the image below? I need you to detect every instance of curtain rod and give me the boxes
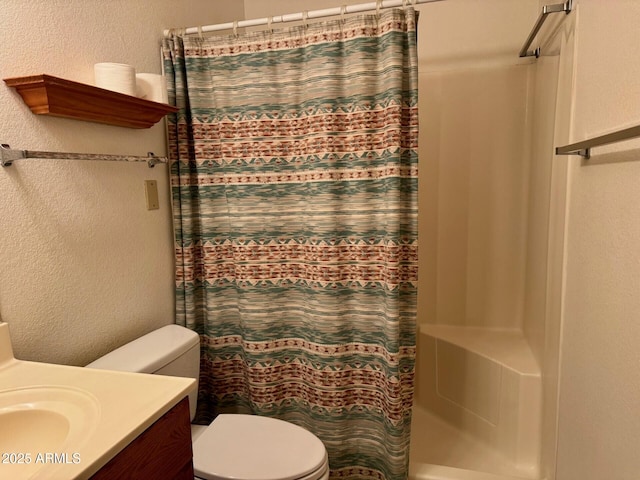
[0,144,166,168]
[164,0,443,36]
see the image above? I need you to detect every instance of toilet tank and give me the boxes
[86,325,200,420]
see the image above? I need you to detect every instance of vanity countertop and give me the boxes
[0,322,195,479]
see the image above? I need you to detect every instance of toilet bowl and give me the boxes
[192,414,328,480]
[86,325,330,480]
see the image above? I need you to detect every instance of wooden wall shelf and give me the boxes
[4,74,178,129]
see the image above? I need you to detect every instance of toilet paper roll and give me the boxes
[94,63,137,96]
[136,73,169,104]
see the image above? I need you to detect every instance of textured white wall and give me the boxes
[0,0,245,366]
[555,1,640,478]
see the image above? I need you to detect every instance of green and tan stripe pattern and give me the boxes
[163,7,418,479]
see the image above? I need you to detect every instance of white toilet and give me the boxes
[86,325,330,480]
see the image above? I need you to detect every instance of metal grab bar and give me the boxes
[519,0,572,58]
[0,144,166,168]
[555,125,640,159]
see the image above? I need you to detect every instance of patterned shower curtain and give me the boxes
[163,7,418,480]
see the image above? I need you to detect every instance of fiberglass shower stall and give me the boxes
[408,0,574,478]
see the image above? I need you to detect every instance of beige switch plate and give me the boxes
[144,180,159,210]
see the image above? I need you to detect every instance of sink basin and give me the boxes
[0,385,100,478]
[0,323,195,479]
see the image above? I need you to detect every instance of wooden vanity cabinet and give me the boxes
[90,396,194,479]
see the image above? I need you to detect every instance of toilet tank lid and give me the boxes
[86,324,199,374]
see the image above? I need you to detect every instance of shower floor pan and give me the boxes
[409,406,533,480]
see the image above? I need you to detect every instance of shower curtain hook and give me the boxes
[267,15,274,33]
[197,25,204,39]
[169,27,186,38]
[233,20,239,37]
[376,0,383,18]
[302,10,309,28]
[340,5,347,29]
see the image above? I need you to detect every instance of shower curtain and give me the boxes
[163,7,418,479]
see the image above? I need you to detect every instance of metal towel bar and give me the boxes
[555,125,640,159]
[0,144,166,168]
[519,0,572,58]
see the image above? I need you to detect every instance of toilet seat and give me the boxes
[193,414,329,480]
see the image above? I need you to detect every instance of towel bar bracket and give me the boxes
[147,152,161,168]
[0,144,25,167]
[554,148,591,159]
[565,149,591,160]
